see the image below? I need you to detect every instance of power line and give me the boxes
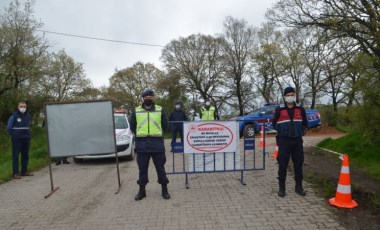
[36,29,165,48]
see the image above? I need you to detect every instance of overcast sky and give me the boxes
[1,0,278,87]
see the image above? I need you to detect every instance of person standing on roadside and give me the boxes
[272,87,308,197]
[130,89,170,200]
[200,99,218,121]
[6,102,34,179]
[169,101,187,151]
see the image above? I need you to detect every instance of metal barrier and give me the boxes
[166,121,268,188]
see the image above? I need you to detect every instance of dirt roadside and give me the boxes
[303,125,380,230]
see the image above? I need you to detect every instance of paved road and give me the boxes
[0,136,345,230]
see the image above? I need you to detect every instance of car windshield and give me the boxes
[249,109,261,115]
[114,115,129,129]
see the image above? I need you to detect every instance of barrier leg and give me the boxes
[44,162,59,199]
[185,173,189,189]
[239,170,246,186]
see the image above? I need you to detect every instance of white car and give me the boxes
[73,112,135,163]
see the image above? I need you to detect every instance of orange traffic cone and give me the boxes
[329,154,358,209]
[258,125,268,147]
[271,145,278,159]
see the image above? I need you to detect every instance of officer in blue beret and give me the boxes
[130,89,170,200]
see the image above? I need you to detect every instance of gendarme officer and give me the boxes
[130,89,170,200]
[272,87,308,197]
[200,99,218,121]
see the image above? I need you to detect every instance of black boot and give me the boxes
[295,181,306,196]
[135,186,146,201]
[278,180,286,197]
[162,185,171,200]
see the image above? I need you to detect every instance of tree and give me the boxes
[108,62,163,108]
[0,0,49,123]
[267,0,380,143]
[161,34,227,115]
[267,0,380,62]
[281,28,308,105]
[155,69,188,113]
[28,50,91,102]
[0,0,49,96]
[220,16,256,116]
[252,22,285,104]
[300,28,330,109]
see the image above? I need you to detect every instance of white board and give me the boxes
[45,101,116,157]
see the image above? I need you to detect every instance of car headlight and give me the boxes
[116,135,128,142]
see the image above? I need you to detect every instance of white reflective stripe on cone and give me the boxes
[337,184,351,194]
[341,166,350,174]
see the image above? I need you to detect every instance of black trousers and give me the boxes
[277,137,304,183]
[12,138,30,175]
[136,152,169,186]
[171,125,183,146]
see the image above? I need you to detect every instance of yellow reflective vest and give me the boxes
[201,106,215,121]
[135,105,163,137]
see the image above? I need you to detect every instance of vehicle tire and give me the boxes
[73,157,84,163]
[125,141,135,161]
[243,124,256,138]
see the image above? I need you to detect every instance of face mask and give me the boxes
[144,99,153,106]
[205,102,210,106]
[285,96,295,103]
[19,108,26,113]
[175,105,180,109]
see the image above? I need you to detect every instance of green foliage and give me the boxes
[0,126,49,183]
[0,90,26,124]
[318,133,380,181]
[305,172,336,198]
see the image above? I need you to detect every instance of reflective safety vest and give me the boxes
[201,106,215,121]
[135,105,163,137]
[276,105,305,137]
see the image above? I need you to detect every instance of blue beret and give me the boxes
[141,89,154,97]
[283,86,295,95]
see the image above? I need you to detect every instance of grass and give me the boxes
[0,126,50,183]
[317,132,380,182]
[305,172,336,198]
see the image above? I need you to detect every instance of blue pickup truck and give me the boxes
[229,104,321,138]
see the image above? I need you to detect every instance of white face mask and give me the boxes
[205,102,210,106]
[175,105,180,109]
[19,108,26,113]
[285,96,295,103]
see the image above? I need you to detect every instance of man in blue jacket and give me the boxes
[272,87,308,197]
[169,101,187,150]
[130,89,170,200]
[7,102,34,179]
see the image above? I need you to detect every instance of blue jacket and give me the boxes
[130,103,168,153]
[7,111,31,139]
[169,109,187,128]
